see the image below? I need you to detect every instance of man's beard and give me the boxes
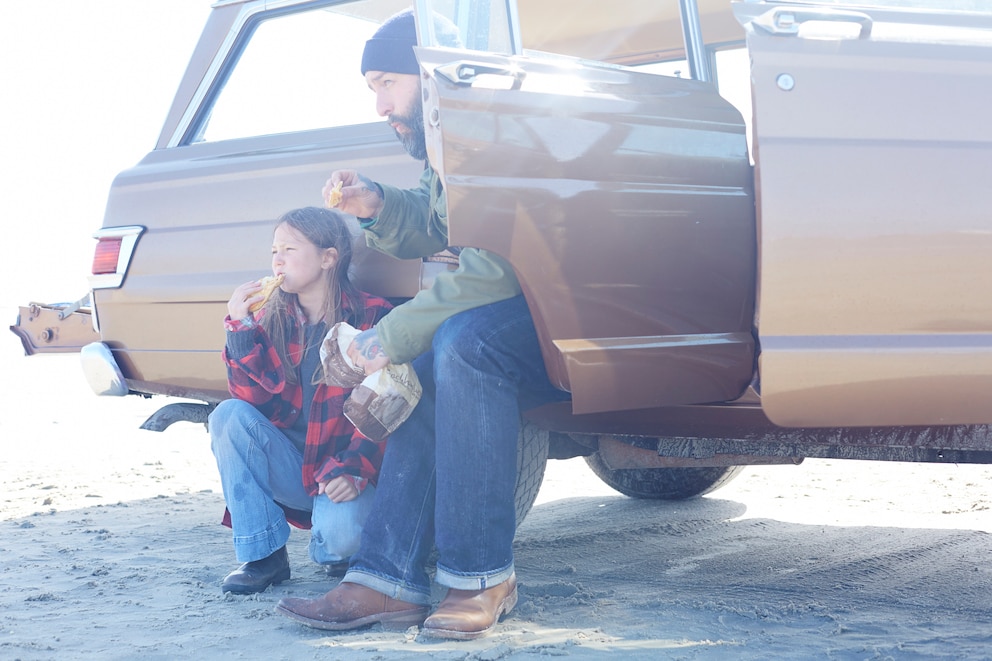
[390,108,428,161]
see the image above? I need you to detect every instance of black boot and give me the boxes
[321,561,350,578]
[221,546,290,594]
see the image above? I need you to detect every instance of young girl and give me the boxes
[208,207,392,595]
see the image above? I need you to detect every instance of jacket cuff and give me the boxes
[357,182,384,228]
[224,314,256,331]
[224,327,258,361]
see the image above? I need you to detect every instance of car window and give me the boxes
[634,49,750,108]
[417,0,515,53]
[634,48,753,160]
[193,3,384,143]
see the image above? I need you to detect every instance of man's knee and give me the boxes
[431,298,532,374]
[431,308,490,367]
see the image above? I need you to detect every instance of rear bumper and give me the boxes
[80,342,128,396]
[10,301,99,355]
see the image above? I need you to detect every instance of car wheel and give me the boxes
[514,420,550,526]
[584,452,743,500]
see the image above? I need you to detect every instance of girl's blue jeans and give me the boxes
[345,295,569,605]
[209,398,375,565]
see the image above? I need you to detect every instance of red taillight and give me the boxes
[92,237,122,275]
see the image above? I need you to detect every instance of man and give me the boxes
[275,9,568,640]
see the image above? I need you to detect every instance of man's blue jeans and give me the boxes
[209,399,376,565]
[345,295,569,605]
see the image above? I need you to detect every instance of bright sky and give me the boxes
[1,1,212,308]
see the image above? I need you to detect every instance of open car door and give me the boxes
[737,1,992,427]
[414,0,756,416]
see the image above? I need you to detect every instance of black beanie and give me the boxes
[361,9,461,76]
[361,10,419,76]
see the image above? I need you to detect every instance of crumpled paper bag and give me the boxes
[320,322,422,441]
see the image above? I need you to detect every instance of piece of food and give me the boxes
[326,181,343,208]
[248,274,285,313]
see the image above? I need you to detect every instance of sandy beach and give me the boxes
[3,315,991,659]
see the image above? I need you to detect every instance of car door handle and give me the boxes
[752,7,873,39]
[433,61,526,89]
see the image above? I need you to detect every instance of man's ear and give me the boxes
[322,247,339,270]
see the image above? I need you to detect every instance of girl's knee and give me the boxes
[308,490,375,563]
[311,529,361,562]
[210,398,255,426]
[208,399,258,451]
[209,398,236,427]
[309,519,363,563]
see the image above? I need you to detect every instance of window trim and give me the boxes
[169,0,339,148]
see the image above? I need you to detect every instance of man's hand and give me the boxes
[347,327,391,375]
[318,476,359,503]
[323,170,385,219]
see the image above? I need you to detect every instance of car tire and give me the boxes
[514,420,550,526]
[583,452,743,500]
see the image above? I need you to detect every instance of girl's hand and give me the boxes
[227,280,264,321]
[318,476,359,503]
[347,327,391,375]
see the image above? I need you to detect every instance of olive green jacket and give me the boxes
[364,166,521,364]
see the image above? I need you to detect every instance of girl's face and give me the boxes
[271,223,335,298]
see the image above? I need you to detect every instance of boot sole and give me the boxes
[274,604,429,632]
[421,586,519,640]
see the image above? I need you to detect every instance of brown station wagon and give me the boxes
[12,0,992,519]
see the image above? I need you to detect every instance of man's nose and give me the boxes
[375,92,392,117]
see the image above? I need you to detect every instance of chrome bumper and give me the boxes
[80,342,128,396]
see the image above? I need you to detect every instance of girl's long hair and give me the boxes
[260,207,364,385]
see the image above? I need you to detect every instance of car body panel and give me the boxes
[737,1,992,426]
[419,46,756,414]
[11,0,992,458]
[93,122,432,401]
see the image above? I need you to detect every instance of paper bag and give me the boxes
[320,322,366,388]
[320,322,422,440]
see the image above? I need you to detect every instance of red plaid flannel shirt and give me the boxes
[221,292,391,527]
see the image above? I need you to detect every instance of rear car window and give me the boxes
[192,4,383,143]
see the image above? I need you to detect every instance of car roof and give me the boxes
[210,0,744,65]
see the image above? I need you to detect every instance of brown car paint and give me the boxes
[12,0,992,470]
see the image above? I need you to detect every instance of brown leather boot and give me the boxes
[275,582,428,631]
[421,573,518,640]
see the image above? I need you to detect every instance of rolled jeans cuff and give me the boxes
[342,569,432,606]
[233,519,291,563]
[434,562,515,591]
